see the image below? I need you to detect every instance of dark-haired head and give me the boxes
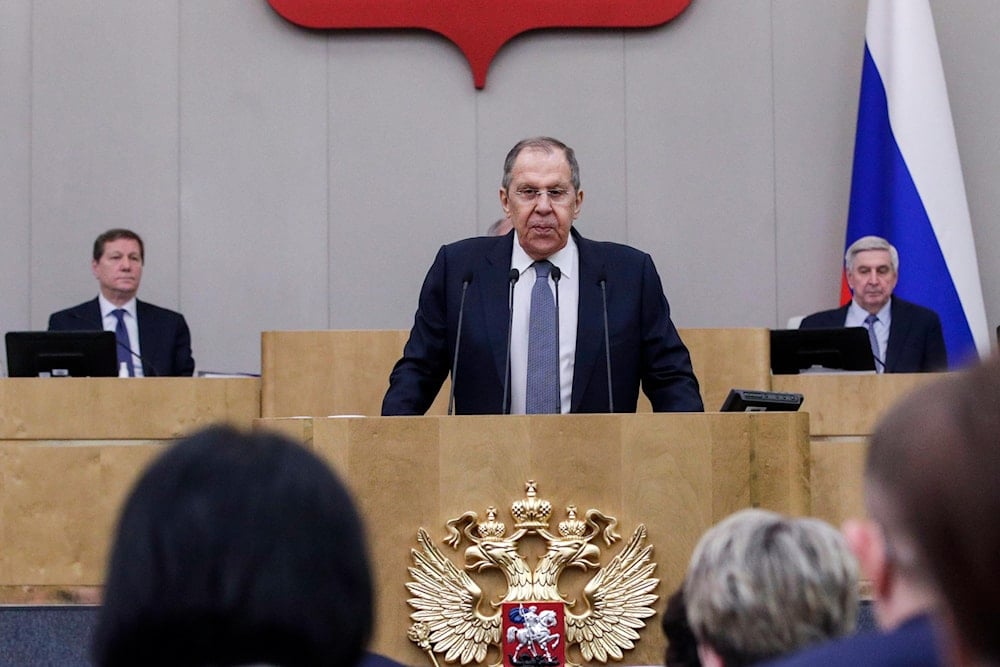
[662,587,701,667]
[92,425,373,667]
[93,228,144,263]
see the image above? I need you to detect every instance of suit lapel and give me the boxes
[571,230,606,412]
[885,298,906,372]
[480,233,516,384]
[134,300,156,376]
[84,298,102,328]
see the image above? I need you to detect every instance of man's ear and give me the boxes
[697,643,726,667]
[843,518,892,599]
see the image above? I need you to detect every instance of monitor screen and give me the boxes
[5,331,118,377]
[770,327,877,375]
[720,389,804,412]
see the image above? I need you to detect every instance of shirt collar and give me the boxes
[98,294,138,319]
[846,297,892,325]
[510,232,577,280]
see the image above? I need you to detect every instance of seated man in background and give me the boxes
[684,509,859,667]
[48,228,195,376]
[800,235,946,372]
[92,425,405,667]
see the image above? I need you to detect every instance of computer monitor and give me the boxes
[5,331,118,377]
[720,388,804,412]
[769,327,877,375]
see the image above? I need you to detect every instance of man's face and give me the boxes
[499,147,583,261]
[847,249,897,314]
[92,238,143,302]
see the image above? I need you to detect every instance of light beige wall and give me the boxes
[2,0,997,375]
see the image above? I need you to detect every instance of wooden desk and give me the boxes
[258,412,810,666]
[772,372,945,526]
[0,377,260,595]
[260,328,772,418]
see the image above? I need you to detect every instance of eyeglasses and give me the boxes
[511,187,574,205]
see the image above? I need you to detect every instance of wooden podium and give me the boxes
[772,372,944,527]
[0,377,260,595]
[258,412,810,666]
[259,328,773,418]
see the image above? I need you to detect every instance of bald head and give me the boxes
[867,357,1000,663]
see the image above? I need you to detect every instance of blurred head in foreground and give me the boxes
[684,508,858,667]
[93,425,373,667]
[862,356,1000,666]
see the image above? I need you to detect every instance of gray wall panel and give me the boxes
[179,2,329,373]
[327,32,477,330]
[625,0,776,327]
[30,0,180,327]
[0,0,32,356]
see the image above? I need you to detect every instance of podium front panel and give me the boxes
[257,412,809,666]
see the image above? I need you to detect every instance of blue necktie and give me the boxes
[112,309,135,377]
[526,261,559,413]
[864,314,882,373]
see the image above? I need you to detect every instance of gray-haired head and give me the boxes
[845,235,899,273]
[501,137,580,192]
[684,508,859,667]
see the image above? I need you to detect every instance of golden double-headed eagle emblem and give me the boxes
[406,481,658,667]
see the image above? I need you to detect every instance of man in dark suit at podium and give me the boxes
[800,236,946,372]
[48,228,195,376]
[382,136,702,415]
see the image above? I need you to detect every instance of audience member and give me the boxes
[383,136,702,415]
[487,216,513,236]
[800,235,946,372]
[862,356,1000,666]
[761,371,978,666]
[48,228,195,376]
[92,425,390,667]
[684,509,858,667]
[662,587,702,667]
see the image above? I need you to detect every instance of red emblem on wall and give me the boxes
[267,0,692,89]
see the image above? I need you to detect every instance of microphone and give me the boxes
[447,272,474,416]
[501,268,520,415]
[551,265,562,412]
[551,265,562,308]
[598,274,614,412]
[67,311,159,377]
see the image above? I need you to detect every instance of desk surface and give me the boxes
[0,377,260,439]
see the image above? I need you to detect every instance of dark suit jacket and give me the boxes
[358,653,412,667]
[48,298,195,377]
[799,297,947,373]
[761,613,943,667]
[382,228,703,415]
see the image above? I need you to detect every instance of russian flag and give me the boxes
[843,0,989,367]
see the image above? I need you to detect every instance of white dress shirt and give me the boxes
[846,299,892,371]
[509,235,578,414]
[98,294,145,377]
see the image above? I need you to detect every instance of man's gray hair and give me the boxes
[501,137,580,191]
[684,509,859,667]
[845,235,899,273]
